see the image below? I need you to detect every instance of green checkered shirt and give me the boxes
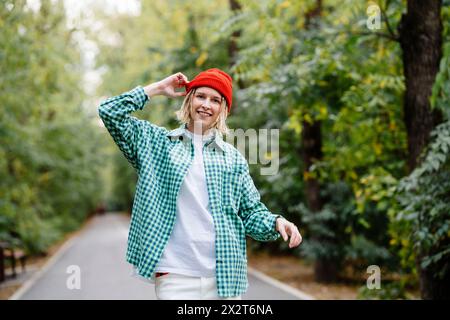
[98,86,282,297]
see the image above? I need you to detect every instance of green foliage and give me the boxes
[431,4,450,118]
[291,182,394,272]
[395,120,450,278]
[357,280,411,300]
[0,0,104,254]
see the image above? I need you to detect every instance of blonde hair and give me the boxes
[175,88,230,135]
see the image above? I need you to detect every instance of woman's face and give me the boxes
[189,86,224,133]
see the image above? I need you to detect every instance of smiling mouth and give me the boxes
[197,110,212,117]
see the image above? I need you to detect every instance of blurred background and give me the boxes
[1,0,449,300]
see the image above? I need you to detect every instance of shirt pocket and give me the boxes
[221,170,243,211]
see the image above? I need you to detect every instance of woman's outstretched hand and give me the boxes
[144,72,190,98]
[276,217,302,248]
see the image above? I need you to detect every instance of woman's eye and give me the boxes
[196,95,219,103]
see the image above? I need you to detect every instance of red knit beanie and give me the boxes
[184,68,233,112]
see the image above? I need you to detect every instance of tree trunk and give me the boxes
[302,0,337,283]
[417,238,450,300]
[301,120,337,282]
[398,0,447,299]
[228,0,245,90]
[398,0,443,171]
[302,121,323,213]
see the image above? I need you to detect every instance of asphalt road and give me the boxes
[16,213,305,300]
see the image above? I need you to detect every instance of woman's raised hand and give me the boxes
[144,72,190,98]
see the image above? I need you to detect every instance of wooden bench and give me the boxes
[0,241,27,282]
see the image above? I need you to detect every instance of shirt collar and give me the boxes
[166,123,226,153]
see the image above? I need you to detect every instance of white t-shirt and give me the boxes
[131,128,216,283]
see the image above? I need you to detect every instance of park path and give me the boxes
[13,213,310,300]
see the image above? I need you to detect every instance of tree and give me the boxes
[397,0,448,299]
[1,0,104,254]
[398,0,443,171]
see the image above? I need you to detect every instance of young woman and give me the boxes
[98,68,302,300]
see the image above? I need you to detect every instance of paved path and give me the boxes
[13,213,310,300]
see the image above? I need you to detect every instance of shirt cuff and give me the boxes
[129,86,149,111]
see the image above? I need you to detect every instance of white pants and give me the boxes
[155,273,242,300]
